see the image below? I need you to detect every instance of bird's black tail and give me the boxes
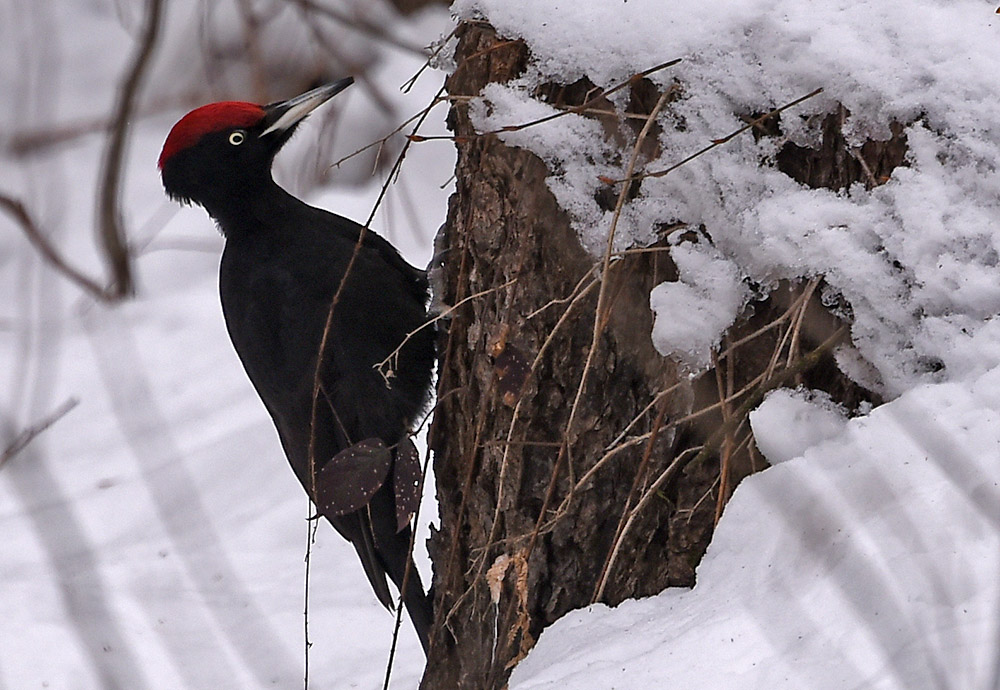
[396,540,433,653]
[332,481,433,653]
[367,482,433,654]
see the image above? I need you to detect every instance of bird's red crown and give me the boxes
[158,101,265,170]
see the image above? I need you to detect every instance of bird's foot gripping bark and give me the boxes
[314,437,423,531]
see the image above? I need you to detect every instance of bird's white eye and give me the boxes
[229,131,246,146]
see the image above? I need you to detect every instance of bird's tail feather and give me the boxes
[336,511,395,611]
[367,485,433,653]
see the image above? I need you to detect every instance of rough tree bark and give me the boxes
[422,21,901,689]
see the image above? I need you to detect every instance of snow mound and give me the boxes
[510,364,1000,690]
[649,242,747,372]
[749,387,849,465]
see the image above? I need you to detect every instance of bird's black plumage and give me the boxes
[159,79,435,651]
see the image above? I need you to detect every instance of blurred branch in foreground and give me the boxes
[97,0,166,299]
[0,398,79,469]
[0,194,124,301]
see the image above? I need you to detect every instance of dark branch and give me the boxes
[97,0,165,299]
[0,193,116,300]
[1,398,79,469]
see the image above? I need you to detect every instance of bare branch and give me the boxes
[408,59,682,142]
[97,0,165,299]
[374,277,519,383]
[1,398,79,468]
[6,89,205,157]
[562,87,674,482]
[617,87,824,184]
[293,0,430,57]
[0,193,116,300]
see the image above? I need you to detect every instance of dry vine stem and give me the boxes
[474,270,601,567]
[593,322,847,600]
[403,25,460,93]
[687,325,849,474]
[472,89,677,643]
[718,278,819,357]
[469,81,820,613]
[441,270,602,630]
[330,93,448,169]
[408,58,682,143]
[591,397,670,602]
[547,279,839,538]
[617,87,825,184]
[381,439,434,690]
[561,87,674,489]
[712,344,735,524]
[591,445,703,602]
[375,277,519,385]
[302,78,441,687]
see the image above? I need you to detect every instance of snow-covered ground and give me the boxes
[4,0,1000,689]
[1,2,453,687]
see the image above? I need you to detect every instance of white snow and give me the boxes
[648,242,748,372]
[456,0,1000,392]
[512,365,1000,690]
[749,387,849,465]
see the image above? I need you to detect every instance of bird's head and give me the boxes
[158,77,353,213]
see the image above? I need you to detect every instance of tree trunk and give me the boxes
[422,21,891,689]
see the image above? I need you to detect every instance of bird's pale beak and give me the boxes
[261,77,354,137]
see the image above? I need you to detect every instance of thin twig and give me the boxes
[303,509,319,689]
[381,440,433,690]
[592,397,670,602]
[330,95,447,170]
[409,59,682,142]
[717,280,817,357]
[562,88,673,484]
[616,87,824,183]
[525,266,599,320]
[603,381,684,453]
[402,25,459,94]
[590,445,703,596]
[786,278,820,370]
[0,398,79,468]
[446,95,669,122]
[304,79,441,689]
[848,147,879,189]
[553,318,841,529]
[375,277,518,384]
[472,271,600,584]
[497,91,675,632]
[686,325,848,475]
[712,343,735,524]
[586,325,846,590]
